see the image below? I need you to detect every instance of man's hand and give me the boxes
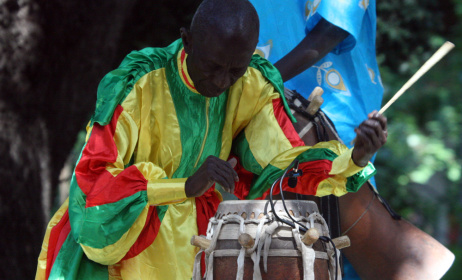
[352,111,388,167]
[185,156,239,197]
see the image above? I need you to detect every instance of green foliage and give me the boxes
[375,0,462,246]
[376,0,456,74]
[442,246,462,279]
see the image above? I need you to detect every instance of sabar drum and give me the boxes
[192,200,339,280]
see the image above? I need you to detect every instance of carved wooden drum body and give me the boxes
[194,200,338,280]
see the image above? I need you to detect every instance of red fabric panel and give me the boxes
[195,186,221,276]
[75,105,148,208]
[229,155,255,200]
[272,98,304,147]
[46,210,71,279]
[121,206,162,261]
[260,160,334,199]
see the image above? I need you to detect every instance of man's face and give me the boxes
[184,30,256,98]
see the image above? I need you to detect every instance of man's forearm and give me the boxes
[273,18,349,82]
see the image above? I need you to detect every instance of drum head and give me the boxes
[215,200,319,220]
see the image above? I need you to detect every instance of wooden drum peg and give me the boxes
[332,235,351,250]
[190,235,211,250]
[307,86,324,102]
[238,233,255,249]
[301,228,320,246]
[306,96,324,116]
[306,87,324,116]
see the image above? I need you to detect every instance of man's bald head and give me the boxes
[190,0,259,45]
[180,0,260,97]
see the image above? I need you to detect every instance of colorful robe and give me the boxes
[36,39,375,279]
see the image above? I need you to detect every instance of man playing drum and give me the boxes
[35,0,387,279]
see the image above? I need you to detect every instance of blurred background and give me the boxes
[0,0,460,279]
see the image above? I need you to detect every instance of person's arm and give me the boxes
[69,104,189,266]
[231,80,385,199]
[273,18,349,82]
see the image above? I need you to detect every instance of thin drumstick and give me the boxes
[379,41,455,114]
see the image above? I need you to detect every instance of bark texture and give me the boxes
[0,1,136,278]
[0,0,202,278]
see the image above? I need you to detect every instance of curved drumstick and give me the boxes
[379,41,455,114]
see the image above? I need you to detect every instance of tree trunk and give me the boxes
[0,1,137,278]
[0,0,203,277]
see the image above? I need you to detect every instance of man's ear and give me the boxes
[180,27,192,54]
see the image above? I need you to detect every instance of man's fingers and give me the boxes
[363,119,382,139]
[356,126,379,153]
[362,125,381,149]
[381,130,388,144]
[211,170,233,193]
[228,157,237,168]
[367,110,378,119]
[187,156,239,197]
[359,119,387,147]
[203,156,239,192]
[213,166,238,193]
[355,128,371,150]
[354,110,389,167]
[368,110,387,131]
[372,114,387,131]
[378,115,387,131]
[227,158,239,181]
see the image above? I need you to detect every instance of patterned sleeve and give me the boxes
[68,70,186,266]
[232,79,375,200]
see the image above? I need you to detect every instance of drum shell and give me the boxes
[211,201,330,280]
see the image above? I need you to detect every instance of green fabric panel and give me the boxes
[77,191,148,249]
[167,58,206,178]
[49,232,108,280]
[249,54,296,123]
[68,140,90,240]
[68,174,87,243]
[200,93,228,166]
[245,148,339,200]
[68,135,148,249]
[166,46,228,178]
[346,162,377,193]
[245,163,282,200]
[156,205,169,222]
[231,131,264,175]
[92,39,183,126]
